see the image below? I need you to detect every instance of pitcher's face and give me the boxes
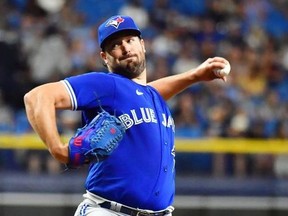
[101,33,146,79]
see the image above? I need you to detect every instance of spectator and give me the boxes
[118,0,149,29]
[28,24,72,85]
[0,0,287,179]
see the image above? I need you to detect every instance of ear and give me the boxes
[140,39,146,53]
[100,51,108,64]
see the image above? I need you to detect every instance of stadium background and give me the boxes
[0,0,288,215]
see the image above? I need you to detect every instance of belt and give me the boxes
[99,201,170,216]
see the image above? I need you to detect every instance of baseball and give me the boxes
[213,61,231,77]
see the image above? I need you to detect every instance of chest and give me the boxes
[113,85,174,131]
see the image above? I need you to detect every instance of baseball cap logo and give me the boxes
[105,16,125,29]
[98,15,141,48]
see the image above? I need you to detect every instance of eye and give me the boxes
[112,44,118,49]
[127,37,136,44]
[110,42,121,50]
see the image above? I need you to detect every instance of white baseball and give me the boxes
[213,61,231,77]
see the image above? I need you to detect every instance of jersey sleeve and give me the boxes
[62,72,116,110]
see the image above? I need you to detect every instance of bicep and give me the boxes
[148,71,197,100]
[148,79,170,100]
[26,81,72,110]
[53,81,72,109]
[148,74,188,100]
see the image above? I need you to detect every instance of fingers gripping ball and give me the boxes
[214,61,231,77]
[67,111,126,168]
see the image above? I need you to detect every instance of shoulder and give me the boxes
[65,72,129,82]
[146,85,161,97]
[146,85,168,104]
[64,72,115,86]
[66,71,108,80]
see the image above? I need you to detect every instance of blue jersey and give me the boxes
[63,72,175,210]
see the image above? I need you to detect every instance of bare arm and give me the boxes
[149,57,229,100]
[24,81,71,164]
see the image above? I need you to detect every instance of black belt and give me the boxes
[99,201,170,216]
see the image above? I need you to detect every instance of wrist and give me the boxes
[187,69,201,83]
[50,144,69,164]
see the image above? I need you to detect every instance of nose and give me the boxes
[121,41,131,54]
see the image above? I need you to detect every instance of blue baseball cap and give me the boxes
[98,15,141,49]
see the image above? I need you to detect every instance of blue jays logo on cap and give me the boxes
[98,15,141,49]
[105,16,125,29]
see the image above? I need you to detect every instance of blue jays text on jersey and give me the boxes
[62,72,175,211]
[118,108,175,131]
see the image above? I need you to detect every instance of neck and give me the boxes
[132,68,147,85]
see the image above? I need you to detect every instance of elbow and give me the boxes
[24,89,43,115]
[23,91,35,111]
[23,91,38,125]
[23,92,31,106]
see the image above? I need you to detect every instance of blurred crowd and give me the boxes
[0,0,287,177]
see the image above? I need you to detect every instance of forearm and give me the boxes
[24,85,69,164]
[149,57,229,100]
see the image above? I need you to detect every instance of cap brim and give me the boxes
[101,29,141,49]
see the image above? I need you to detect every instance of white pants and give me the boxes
[74,191,173,216]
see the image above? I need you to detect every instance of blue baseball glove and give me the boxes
[67,110,126,169]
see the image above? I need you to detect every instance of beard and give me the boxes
[110,55,146,79]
